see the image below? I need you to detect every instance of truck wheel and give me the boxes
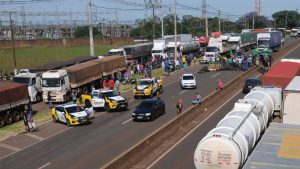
[12,111,21,122]
[66,119,71,127]
[0,117,5,128]
[36,93,42,102]
[105,104,111,112]
[4,114,13,125]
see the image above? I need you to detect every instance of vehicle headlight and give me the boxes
[145,113,151,116]
[72,117,79,120]
[111,100,117,103]
[132,113,135,116]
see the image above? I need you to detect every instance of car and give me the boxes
[51,104,92,127]
[132,99,165,121]
[133,78,163,99]
[180,73,197,89]
[242,78,262,94]
[81,89,128,112]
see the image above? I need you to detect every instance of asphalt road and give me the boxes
[0,37,298,169]
[147,37,300,169]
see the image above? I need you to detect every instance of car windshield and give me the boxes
[13,77,31,85]
[182,75,194,80]
[102,91,117,97]
[138,101,154,109]
[42,78,60,87]
[66,106,84,114]
[139,80,151,86]
[245,79,259,85]
[152,50,163,53]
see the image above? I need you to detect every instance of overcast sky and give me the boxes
[0,0,299,25]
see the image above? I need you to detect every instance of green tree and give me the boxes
[74,26,102,38]
[272,10,300,29]
[236,12,273,30]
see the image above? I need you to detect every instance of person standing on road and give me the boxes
[72,92,77,104]
[217,79,223,91]
[47,92,53,109]
[23,111,29,132]
[115,79,120,94]
[108,79,115,90]
[103,79,107,89]
[176,98,183,116]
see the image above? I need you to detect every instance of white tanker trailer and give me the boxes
[194,86,282,169]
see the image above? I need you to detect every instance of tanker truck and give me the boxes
[42,55,126,102]
[194,86,282,169]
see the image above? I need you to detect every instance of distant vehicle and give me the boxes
[257,31,282,52]
[290,28,300,37]
[242,78,261,94]
[81,89,128,112]
[51,104,92,127]
[132,99,165,121]
[180,73,197,89]
[277,28,286,44]
[133,78,163,99]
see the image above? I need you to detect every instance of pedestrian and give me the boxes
[115,79,120,94]
[217,79,223,91]
[23,111,29,132]
[47,92,53,109]
[192,92,202,105]
[103,79,107,89]
[176,98,183,116]
[72,92,77,104]
[108,79,115,90]
[78,89,83,105]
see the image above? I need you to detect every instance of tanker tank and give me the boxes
[194,86,282,169]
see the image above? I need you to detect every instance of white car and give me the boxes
[180,73,197,89]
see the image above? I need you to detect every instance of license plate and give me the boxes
[120,105,125,107]
[137,116,143,119]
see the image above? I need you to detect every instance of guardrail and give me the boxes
[101,40,300,169]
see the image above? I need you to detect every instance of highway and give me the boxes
[0,37,298,169]
[147,37,300,169]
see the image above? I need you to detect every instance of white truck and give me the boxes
[194,86,283,169]
[283,76,300,124]
[13,69,42,102]
[290,28,300,37]
[152,39,168,60]
[165,34,192,57]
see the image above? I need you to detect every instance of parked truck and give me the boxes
[257,31,282,52]
[228,32,257,51]
[165,34,192,57]
[194,86,283,169]
[13,69,42,103]
[0,81,30,127]
[42,55,126,102]
[290,28,300,37]
[109,43,153,65]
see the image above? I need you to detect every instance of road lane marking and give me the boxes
[38,162,51,169]
[0,143,21,152]
[25,133,45,141]
[211,72,221,78]
[122,118,133,125]
[179,90,187,94]
[146,89,243,169]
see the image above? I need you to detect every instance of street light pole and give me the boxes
[9,11,17,75]
[88,0,95,56]
[174,0,177,60]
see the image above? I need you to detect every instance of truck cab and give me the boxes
[41,70,70,102]
[109,48,125,56]
[13,70,42,102]
[133,78,163,99]
[81,89,128,112]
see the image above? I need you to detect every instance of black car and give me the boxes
[132,99,165,121]
[243,78,261,94]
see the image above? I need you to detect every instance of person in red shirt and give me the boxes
[103,79,107,89]
[108,79,115,90]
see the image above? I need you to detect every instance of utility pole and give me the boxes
[9,11,17,75]
[205,7,208,37]
[160,0,164,38]
[252,12,255,29]
[88,0,95,56]
[174,0,177,60]
[218,10,221,32]
[285,12,288,28]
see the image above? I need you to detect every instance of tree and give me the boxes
[236,12,273,30]
[74,26,102,38]
[272,10,300,29]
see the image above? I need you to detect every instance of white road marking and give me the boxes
[25,133,45,141]
[0,143,21,152]
[122,118,133,125]
[211,72,221,78]
[37,162,51,169]
[146,89,243,169]
[179,90,187,94]
[129,99,134,103]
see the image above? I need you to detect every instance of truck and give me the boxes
[109,43,153,65]
[133,78,163,99]
[203,33,236,63]
[257,31,282,52]
[179,41,201,55]
[13,69,42,103]
[228,32,257,51]
[194,86,283,169]
[165,34,192,57]
[282,76,300,124]
[42,55,126,103]
[0,81,30,127]
[290,28,300,37]
[152,39,168,60]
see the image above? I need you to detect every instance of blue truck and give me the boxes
[257,31,282,52]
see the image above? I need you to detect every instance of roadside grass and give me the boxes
[0,110,51,142]
[1,45,121,72]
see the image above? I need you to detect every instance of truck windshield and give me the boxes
[206,47,218,52]
[109,51,123,56]
[42,78,60,87]
[13,77,31,85]
[152,50,163,53]
[258,40,269,47]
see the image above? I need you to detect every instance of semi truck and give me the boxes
[290,28,300,37]
[179,41,201,55]
[165,34,192,57]
[0,81,30,127]
[13,69,42,103]
[42,55,126,103]
[109,43,153,65]
[228,32,257,51]
[257,31,282,52]
[194,86,283,169]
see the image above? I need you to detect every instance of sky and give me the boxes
[0,0,299,25]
